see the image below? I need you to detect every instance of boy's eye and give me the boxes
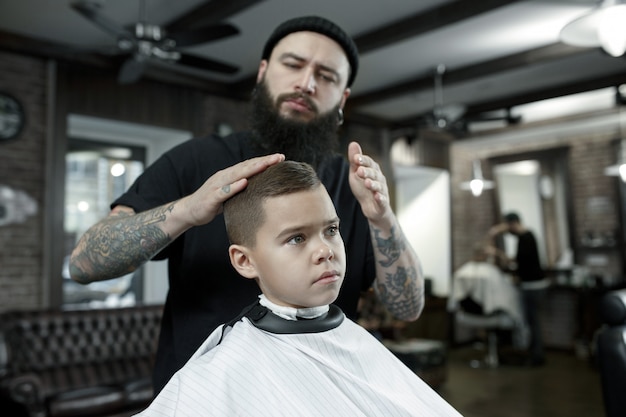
[287,235,305,245]
[326,225,339,236]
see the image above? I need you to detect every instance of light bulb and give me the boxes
[110,162,126,177]
[619,163,626,181]
[598,4,626,57]
[470,179,484,197]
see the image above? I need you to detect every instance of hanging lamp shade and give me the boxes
[560,0,626,57]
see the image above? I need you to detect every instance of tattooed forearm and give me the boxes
[374,266,424,320]
[373,226,405,267]
[370,221,424,321]
[70,204,174,284]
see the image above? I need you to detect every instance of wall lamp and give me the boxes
[560,0,626,57]
[460,160,495,197]
[603,142,626,181]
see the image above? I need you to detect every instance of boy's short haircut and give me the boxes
[223,160,321,247]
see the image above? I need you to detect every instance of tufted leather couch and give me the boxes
[596,289,626,417]
[0,305,163,417]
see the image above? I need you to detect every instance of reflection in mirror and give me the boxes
[491,149,571,281]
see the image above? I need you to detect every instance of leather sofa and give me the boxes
[596,289,626,417]
[0,305,163,417]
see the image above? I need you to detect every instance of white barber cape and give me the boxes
[135,297,463,417]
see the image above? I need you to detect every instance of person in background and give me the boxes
[489,212,548,366]
[69,15,424,393]
[134,160,461,417]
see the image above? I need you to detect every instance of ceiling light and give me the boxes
[560,0,626,57]
[604,142,626,181]
[110,162,126,177]
[460,160,495,197]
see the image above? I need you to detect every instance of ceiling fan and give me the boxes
[70,0,240,84]
[418,65,522,135]
[418,64,467,132]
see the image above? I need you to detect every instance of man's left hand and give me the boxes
[348,141,391,223]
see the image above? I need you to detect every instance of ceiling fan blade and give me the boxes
[163,0,261,34]
[178,53,238,74]
[71,1,134,41]
[118,56,147,84]
[168,23,240,48]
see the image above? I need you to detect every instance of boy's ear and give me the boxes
[228,244,258,280]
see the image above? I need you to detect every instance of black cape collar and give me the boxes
[223,300,344,339]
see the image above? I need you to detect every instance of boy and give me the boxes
[135,161,461,416]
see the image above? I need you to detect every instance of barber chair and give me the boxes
[596,289,626,417]
[454,297,515,368]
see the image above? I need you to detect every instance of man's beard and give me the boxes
[249,81,341,169]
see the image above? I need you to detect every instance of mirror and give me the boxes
[489,148,572,278]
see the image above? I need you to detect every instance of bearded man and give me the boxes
[69,16,424,395]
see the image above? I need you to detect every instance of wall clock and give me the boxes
[0,92,25,142]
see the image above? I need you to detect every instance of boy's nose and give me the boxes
[315,244,334,263]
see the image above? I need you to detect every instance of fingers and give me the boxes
[349,141,385,191]
[237,153,285,181]
[219,153,285,194]
[347,141,391,221]
[220,178,247,197]
[348,141,362,166]
[349,141,378,172]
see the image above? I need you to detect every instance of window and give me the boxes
[60,114,192,308]
[63,138,145,307]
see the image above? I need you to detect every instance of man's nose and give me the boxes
[297,69,316,94]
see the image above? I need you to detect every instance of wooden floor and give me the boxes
[437,346,605,417]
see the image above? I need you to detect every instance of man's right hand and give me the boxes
[175,153,285,228]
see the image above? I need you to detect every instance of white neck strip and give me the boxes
[258,295,329,321]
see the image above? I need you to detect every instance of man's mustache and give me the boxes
[276,92,318,114]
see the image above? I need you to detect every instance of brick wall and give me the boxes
[0,51,48,309]
[569,131,618,238]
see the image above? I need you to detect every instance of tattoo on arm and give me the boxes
[371,224,424,319]
[72,204,174,282]
[373,226,405,267]
[375,266,423,320]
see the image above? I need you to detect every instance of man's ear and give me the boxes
[256,60,268,83]
[339,87,351,110]
[228,244,258,280]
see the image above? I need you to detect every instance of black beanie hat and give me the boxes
[262,16,359,87]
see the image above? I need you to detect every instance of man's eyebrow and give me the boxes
[278,52,305,62]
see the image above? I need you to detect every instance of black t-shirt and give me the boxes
[113,132,376,393]
[515,230,544,283]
